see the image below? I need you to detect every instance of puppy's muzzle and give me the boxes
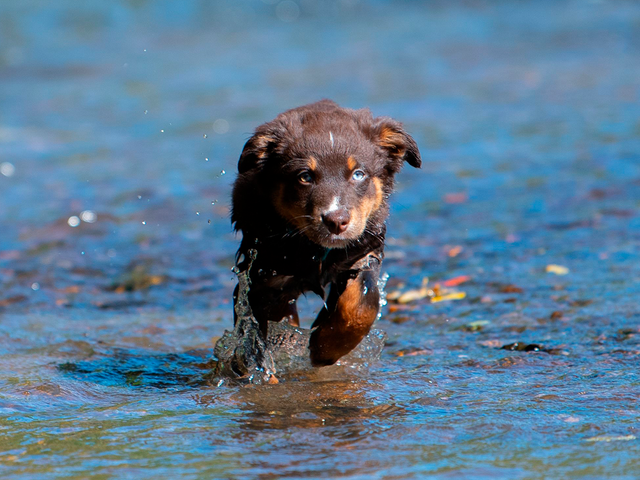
[321,208,351,235]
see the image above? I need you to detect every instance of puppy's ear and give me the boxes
[371,118,421,170]
[237,131,276,174]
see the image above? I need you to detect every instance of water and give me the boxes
[1,0,640,478]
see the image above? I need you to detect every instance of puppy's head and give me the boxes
[232,100,421,249]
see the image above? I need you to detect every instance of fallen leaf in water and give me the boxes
[396,278,429,304]
[386,290,402,301]
[431,292,466,303]
[444,192,468,204]
[460,320,489,332]
[550,311,564,320]
[448,246,463,257]
[390,315,411,324]
[109,264,167,292]
[59,286,80,294]
[391,277,466,304]
[387,304,412,313]
[570,299,593,307]
[546,264,569,275]
[397,288,429,304]
[0,295,27,307]
[500,284,523,293]
[443,275,471,287]
[394,347,431,357]
[585,435,636,442]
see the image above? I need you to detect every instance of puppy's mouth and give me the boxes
[300,221,365,249]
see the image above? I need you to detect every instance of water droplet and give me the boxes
[80,210,97,223]
[211,200,217,205]
[138,195,142,200]
[207,219,211,224]
[203,134,208,138]
[288,299,296,304]
[205,157,209,162]
[142,221,146,225]
[220,169,226,176]
[160,129,164,133]
[31,282,40,291]
[143,49,147,52]
[67,216,80,227]
[0,162,15,177]
[81,251,85,255]
[144,110,148,114]
[213,118,229,134]
[196,211,200,216]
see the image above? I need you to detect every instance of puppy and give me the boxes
[231,100,421,366]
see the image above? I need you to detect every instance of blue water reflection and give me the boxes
[1,1,640,478]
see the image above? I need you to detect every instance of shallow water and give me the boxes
[1,0,640,478]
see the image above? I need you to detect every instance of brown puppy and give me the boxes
[231,100,421,366]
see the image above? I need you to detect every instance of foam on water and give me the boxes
[213,250,387,384]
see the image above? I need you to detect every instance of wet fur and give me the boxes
[231,100,421,366]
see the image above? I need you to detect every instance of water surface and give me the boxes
[1,1,640,478]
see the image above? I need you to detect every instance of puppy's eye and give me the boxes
[352,169,366,181]
[298,171,313,184]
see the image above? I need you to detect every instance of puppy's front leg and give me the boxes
[234,283,300,336]
[309,265,380,366]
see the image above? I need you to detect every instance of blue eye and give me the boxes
[352,169,366,181]
[298,171,313,184]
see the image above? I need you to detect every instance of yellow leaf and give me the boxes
[431,292,466,303]
[546,264,569,275]
[397,288,429,304]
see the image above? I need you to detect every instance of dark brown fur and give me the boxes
[231,100,421,366]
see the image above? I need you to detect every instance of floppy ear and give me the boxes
[371,118,421,170]
[237,131,276,174]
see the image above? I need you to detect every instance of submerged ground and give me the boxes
[1,0,640,478]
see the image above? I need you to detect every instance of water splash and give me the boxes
[213,250,387,384]
[213,250,277,384]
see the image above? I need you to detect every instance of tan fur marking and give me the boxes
[308,157,317,171]
[372,177,383,210]
[337,278,378,330]
[351,177,384,236]
[378,127,406,156]
[254,135,273,159]
[347,156,357,170]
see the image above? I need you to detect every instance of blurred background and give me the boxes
[1,1,640,478]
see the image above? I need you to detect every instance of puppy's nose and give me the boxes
[322,209,351,235]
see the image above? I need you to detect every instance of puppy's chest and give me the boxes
[251,244,330,295]
[248,237,377,295]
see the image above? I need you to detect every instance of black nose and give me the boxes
[322,209,351,235]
